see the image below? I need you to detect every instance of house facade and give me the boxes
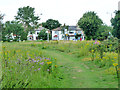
[52,27,64,40]
[52,26,85,41]
[27,26,48,40]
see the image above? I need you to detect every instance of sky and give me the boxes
[0,0,119,26]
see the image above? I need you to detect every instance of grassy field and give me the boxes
[0,40,119,88]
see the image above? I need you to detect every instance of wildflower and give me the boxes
[2,46,5,48]
[103,57,106,59]
[113,63,118,67]
[37,60,40,62]
[94,41,97,44]
[91,50,94,52]
[55,65,57,68]
[118,68,120,71]
[34,69,37,71]
[111,60,114,62]
[47,69,50,71]
[40,62,44,65]
[114,57,117,59]
[38,68,41,70]
[86,43,89,46]
[44,59,49,61]
[32,66,34,68]
[47,61,52,65]
[33,60,37,62]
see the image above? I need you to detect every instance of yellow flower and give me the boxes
[109,44,112,47]
[91,50,94,52]
[113,63,118,67]
[55,65,57,68]
[118,68,120,71]
[44,59,49,61]
[2,46,5,48]
[5,52,7,55]
[111,60,114,62]
[114,57,117,59]
[54,58,57,60]
[47,61,52,65]
[103,57,106,59]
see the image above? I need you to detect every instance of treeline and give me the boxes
[0,6,120,42]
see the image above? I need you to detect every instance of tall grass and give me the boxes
[1,42,61,88]
[45,40,119,77]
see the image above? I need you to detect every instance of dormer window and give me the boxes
[37,32,39,35]
[69,32,74,34]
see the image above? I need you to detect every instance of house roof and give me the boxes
[35,26,45,31]
[51,26,83,32]
[68,26,77,30]
[52,27,61,31]
[68,26,82,31]
[35,26,50,31]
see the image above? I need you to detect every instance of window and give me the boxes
[69,32,74,34]
[37,32,39,35]
[55,31,58,34]
[78,31,81,34]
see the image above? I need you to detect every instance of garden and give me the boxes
[0,37,119,88]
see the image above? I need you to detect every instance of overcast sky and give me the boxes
[0,0,119,26]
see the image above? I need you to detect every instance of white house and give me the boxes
[68,26,85,41]
[27,26,48,40]
[52,26,85,41]
[52,27,64,40]
[5,33,20,41]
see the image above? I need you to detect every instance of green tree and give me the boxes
[78,11,103,40]
[38,29,51,40]
[42,19,61,31]
[15,6,40,32]
[0,13,4,41]
[3,21,24,41]
[111,10,120,39]
[96,25,113,41]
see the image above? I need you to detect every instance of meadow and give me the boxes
[0,39,119,88]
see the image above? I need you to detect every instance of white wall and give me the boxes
[52,31,64,40]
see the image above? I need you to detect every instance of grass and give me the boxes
[0,40,119,88]
[1,42,62,88]
[43,49,118,88]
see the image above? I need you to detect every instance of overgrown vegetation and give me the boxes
[1,43,62,88]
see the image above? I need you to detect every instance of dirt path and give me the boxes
[42,49,118,88]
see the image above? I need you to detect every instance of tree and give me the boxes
[3,21,24,41]
[96,24,113,41]
[0,13,4,41]
[42,19,61,31]
[38,29,51,40]
[111,10,120,39]
[15,6,40,32]
[78,11,103,40]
